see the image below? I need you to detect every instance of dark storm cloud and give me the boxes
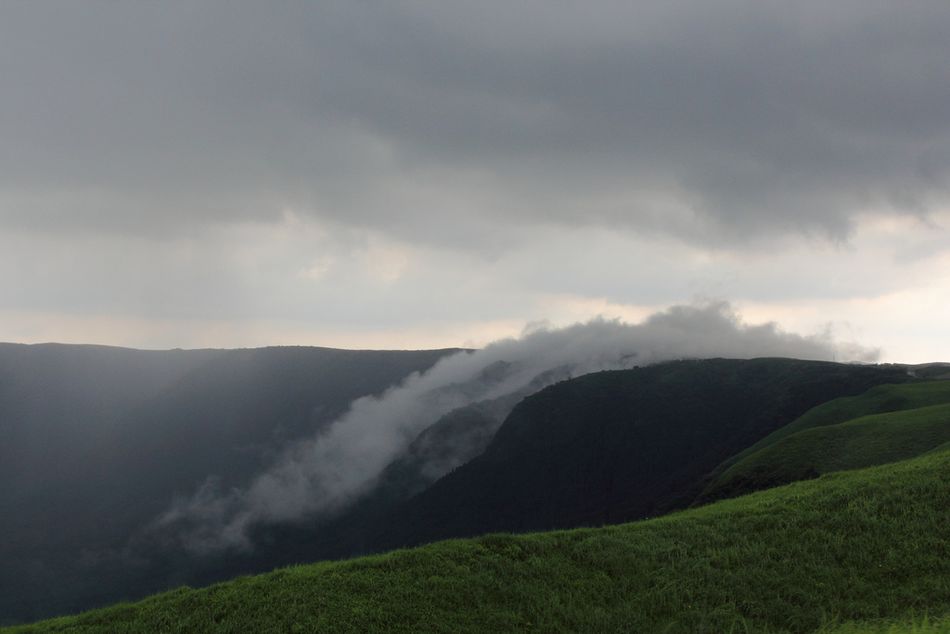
[1,1,948,246]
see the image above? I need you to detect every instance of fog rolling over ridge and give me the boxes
[157,302,878,553]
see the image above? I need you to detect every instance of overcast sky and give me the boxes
[1,1,949,362]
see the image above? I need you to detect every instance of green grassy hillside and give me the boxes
[713,380,950,475]
[820,615,950,633]
[9,448,948,633]
[702,403,950,501]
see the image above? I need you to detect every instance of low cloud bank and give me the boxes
[154,302,877,552]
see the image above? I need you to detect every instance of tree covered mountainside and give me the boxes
[371,358,910,549]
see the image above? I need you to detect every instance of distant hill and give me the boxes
[0,343,458,625]
[700,381,950,502]
[8,447,948,633]
[710,380,950,476]
[371,358,910,550]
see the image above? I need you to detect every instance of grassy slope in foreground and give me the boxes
[821,614,950,633]
[714,380,950,475]
[702,402,950,501]
[9,449,949,634]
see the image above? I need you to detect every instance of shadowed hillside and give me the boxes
[0,343,458,625]
[371,358,909,549]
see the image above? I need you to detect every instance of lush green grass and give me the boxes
[7,448,948,633]
[714,381,950,475]
[928,441,950,455]
[819,614,950,633]
[702,403,950,500]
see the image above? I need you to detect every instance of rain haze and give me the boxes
[1,1,949,362]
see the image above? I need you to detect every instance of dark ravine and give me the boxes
[0,343,459,626]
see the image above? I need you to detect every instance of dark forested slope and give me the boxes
[375,358,910,548]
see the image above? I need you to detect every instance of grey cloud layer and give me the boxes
[2,1,949,245]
